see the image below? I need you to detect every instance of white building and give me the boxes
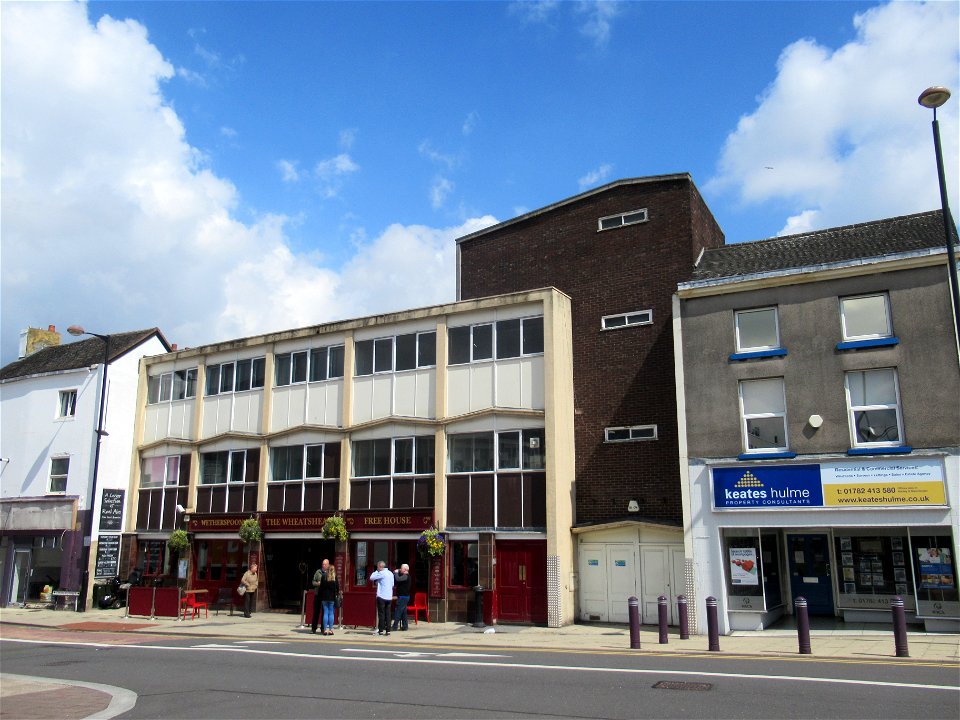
[0,327,169,608]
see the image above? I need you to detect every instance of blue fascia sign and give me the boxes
[713,464,823,509]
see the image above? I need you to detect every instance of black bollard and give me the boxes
[658,595,669,644]
[628,596,641,649]
[706,596,720,651]
[677,595,689,640]
[794,596,811,654]
[472,585,485,628]
[891,596,909,658]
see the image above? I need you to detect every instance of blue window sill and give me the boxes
[847,446,913,456]
[729,348,788,362]
[836,337,899,351]
[737,452,797,460]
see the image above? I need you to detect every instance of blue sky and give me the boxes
[2,1,957,362]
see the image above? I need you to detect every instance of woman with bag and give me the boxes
[240,562,258,618]
[312,559,339,635]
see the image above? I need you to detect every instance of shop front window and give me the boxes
[722,529,777,612]
[136,540,167,577]
[449,541,479,588]
[834,532,914,610]
[911,532,958,618]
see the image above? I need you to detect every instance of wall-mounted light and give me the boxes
[627,500,640,513]
[808,414,824,429]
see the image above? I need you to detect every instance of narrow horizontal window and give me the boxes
[604,425,658,443]
[598,208,648,231]
[602,309,652,330]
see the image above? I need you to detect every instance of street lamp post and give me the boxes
[67,325,111,611]
[918,86,960,347]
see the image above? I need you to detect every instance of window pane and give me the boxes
[148,376,161,404]
[746,417,787,449]
[736,308,779,350]
[474,433,494,471]
[472,325,493,360]
[305,445,324,478]
[523,429,545,469]
[292,351,308,383]
[369,479,390,508]
[373,438,391,475]
[273,446,303,482]
[603,315,626,329]
[172,371,187,400]
[165,456,180,485]
[496,319,521,359]
[622,210,646,225]
[449,435,474,473]
[141,457,165,487]
[310,348,328,381]
[395,334,417,371]
[328,346,345,378]
[606,428,630,442]
[355,340,374,376]
[629,426,656,440]
[394,438,414,474]
[185,369,198,398]
[274,354,291,386]
[251,359,265,388]
[323,442,340,479]
[415,436,435,474]
[600,216,621,230]
[853,409,900,443]
[235,359,252,392]
[523,317,544,355]
[741,378,785,414]
[498,431,520,469]
[626,312,650,325]
[418,332,436,367]
[374,338,393,372]
[842,295,890,339]
[353,440,374,477]
[448,326,471,365]
[219,363,235,393]
[229,451,246,482]
[849,369,897,406]
[159,373,173,402]
[201,453,227,484]
[205,366,220,395]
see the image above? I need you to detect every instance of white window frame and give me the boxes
[148,369,198,404]
[598,208,648,231]
[601,310,653,331]
[604,425,658,443]
[58,389,78,418]
[734,307,781,352]
[738,378,789,453]
[448,317,545,366]
[839,293,893,341]
[48,456,69,494]
[844,368,904,447]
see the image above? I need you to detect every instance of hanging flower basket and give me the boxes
[167,529,190,553]
[322,514,348,542]
[238,518,263,544]
[417,527,446,557]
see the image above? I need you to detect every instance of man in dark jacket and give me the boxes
[392,563,411,631]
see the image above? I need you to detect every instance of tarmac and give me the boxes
[1,604,958,720]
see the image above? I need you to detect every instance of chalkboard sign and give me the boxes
[95,535,121,578]
[99,489,124,531]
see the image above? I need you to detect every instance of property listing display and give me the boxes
[712,458,946,510]
[911,534,958,619]
[834,534,914,611]
[722,530,782,611]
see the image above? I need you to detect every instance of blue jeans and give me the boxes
[392,596,409,630]
[322,600,336,632]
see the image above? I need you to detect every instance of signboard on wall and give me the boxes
[729,547,759,585]
[98,489,124,531]
[713,458,945,510]
[95,535,121,578]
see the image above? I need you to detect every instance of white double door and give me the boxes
[579,544,685,624]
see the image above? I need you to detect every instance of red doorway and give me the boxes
[495,540,547,624]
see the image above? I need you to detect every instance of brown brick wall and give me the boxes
[458,178,723,525]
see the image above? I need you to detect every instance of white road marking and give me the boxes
[3,638,957,692]
[237,640,284,644]
[342,648,509,659]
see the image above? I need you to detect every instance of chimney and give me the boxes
[18,326,62,358]
[171,343,178,351]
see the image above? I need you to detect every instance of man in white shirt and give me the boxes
[369,561,395,636]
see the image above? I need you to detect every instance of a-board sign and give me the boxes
[99,489,125,531]
[95,534,121,578]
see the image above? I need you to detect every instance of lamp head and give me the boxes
[918,86,951,109]
[175,504,186,513]
[67,325,86,337]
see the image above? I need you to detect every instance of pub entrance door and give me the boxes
[495,540,547,624]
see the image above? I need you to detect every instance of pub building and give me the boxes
[129,288,576,626]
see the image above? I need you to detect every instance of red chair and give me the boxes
[408,592,429,624]
[181,591,209,620]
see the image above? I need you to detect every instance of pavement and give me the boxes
[1,604,958,720]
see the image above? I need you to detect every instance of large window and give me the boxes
[268,442,340,512]
[148,368,198,404]
[136,540,167,577]
[840,294,892,341]
[206,358,265,396]
[350,437,434,510]
[449,541,479,588]
[58,389,77,418]
[446,429,546,529]
[355,332,436,377]
[739,378,788,453]
[735,307,780,352]
[845,368,903,447]
[49,457,69,493]
[138,454,189,530]
[197,449,259,513]
[448,317,543,366]
[275,345,345,386]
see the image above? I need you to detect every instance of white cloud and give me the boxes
[220,126,238,139]
[578,163,613,191]
[509,1,560,25]
[314,153,359,197]
[418,139,458,169]
[462,111,479,136]
[0,2,494,362]
[430,176,455,209]
[339,128,357,150]
[708,1,959,237]
[576,1,621,48]
[277,159,302,183]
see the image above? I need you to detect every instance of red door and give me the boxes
[495,540,547,624]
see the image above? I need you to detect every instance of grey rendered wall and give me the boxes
[681,264,960,458]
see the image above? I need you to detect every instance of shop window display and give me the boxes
[834,534,915,610]
[911,533,958,619]
[722,530,782,612]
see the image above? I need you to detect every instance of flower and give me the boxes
[322,514,349,542]
[238,518,263,543]
[417,527,446,557]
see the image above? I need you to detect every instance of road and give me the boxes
[2,628,958,719]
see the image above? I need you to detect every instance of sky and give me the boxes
[2,0,958,364]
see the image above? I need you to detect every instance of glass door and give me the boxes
[11,549,32,605]
[787,533,835,615]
